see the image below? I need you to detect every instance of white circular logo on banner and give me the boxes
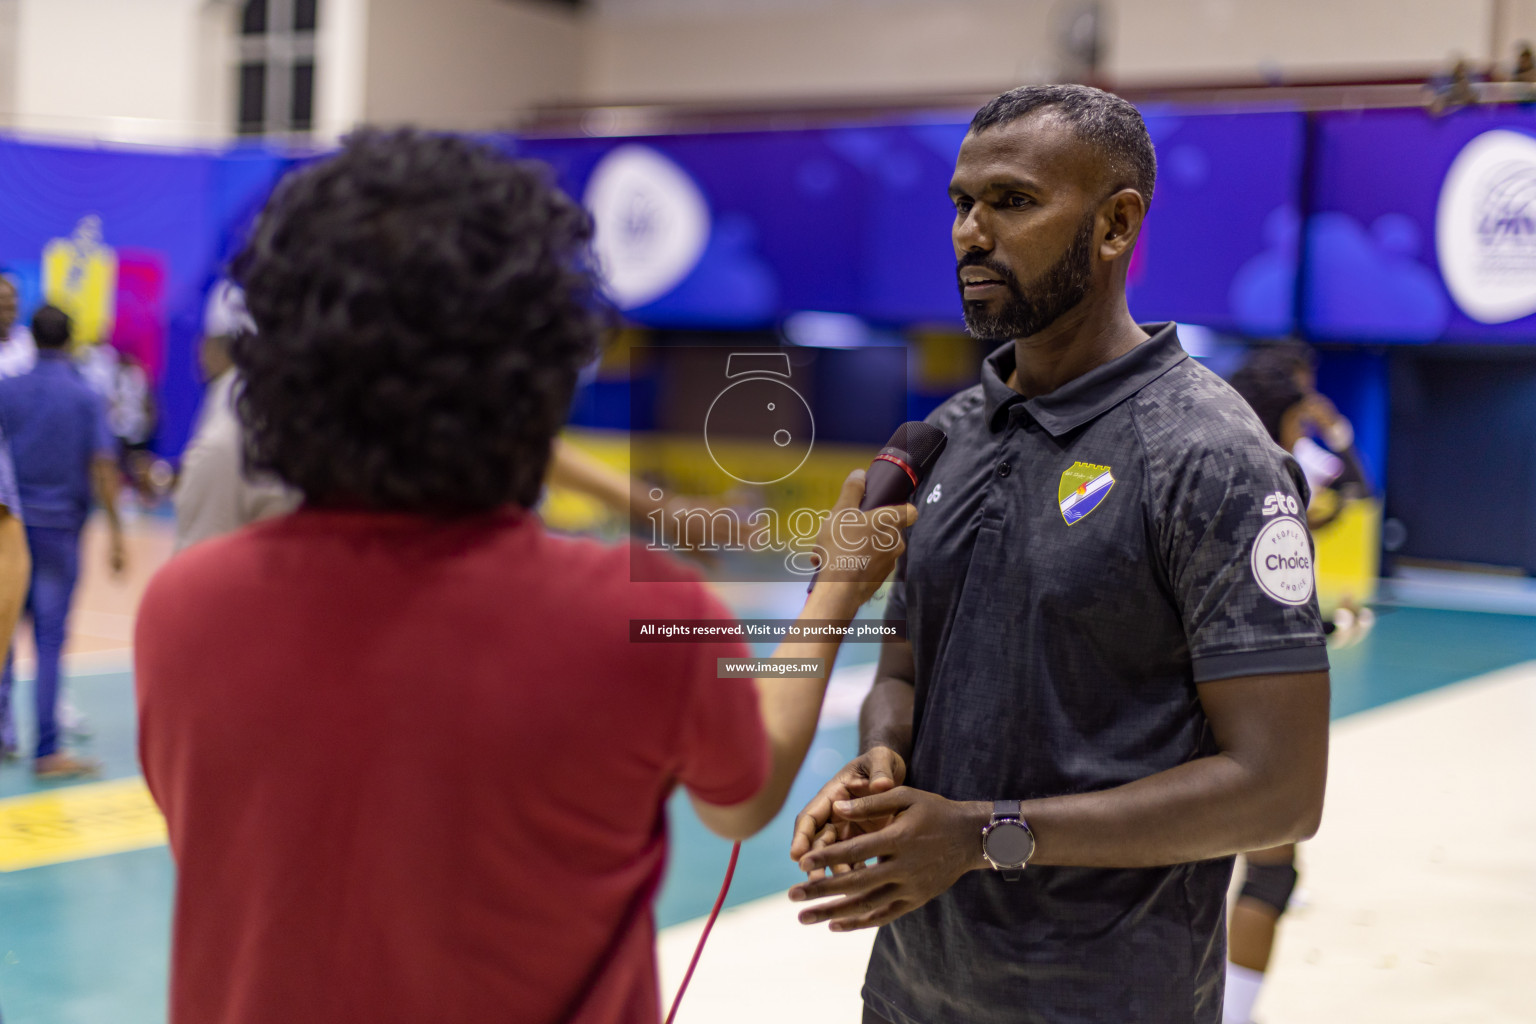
[1251,516,1315,606]
[584,145,710,310]
[1436,129,1536,324]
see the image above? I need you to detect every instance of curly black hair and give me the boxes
[1228,341,1316,444]
[229,128,603,514]
[31,305,72,349]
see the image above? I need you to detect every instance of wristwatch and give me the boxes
[981,799,1036,880]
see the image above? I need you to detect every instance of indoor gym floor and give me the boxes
[0,514,1532,1023]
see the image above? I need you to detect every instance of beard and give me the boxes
[958,212,1096,342]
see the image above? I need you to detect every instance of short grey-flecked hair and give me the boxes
[969,84,1157,208]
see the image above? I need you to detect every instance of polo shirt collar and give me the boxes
[981,322,1188,436]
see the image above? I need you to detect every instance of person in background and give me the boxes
[1228,342,1369,541]
[0,276,36,380]
[1506,42,1536,106]
[136,129,910,1024]
[0,428,31,764]
[171,282,300,552]
[1427,57,1480,114]
[0,417,28,1024]
[1,278,90,740]
[1223,340,1371,1024]
[0,276,35,760]
[74,332,118,405]
[107,352,158,503]
[1517,42,1536,82]
[0,306,124,778]
[1492,41,1535,83]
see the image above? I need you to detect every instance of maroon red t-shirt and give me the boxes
[135,508,767,1024]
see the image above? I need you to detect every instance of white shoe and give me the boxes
[58,697,92,738]
[1326,602,1376,650]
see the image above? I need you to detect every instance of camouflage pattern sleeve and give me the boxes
[882,389,974,643]
[1158,430,1329,683]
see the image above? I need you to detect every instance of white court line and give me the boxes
[659,661,1536,1023]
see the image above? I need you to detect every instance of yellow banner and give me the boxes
[41,214,118,346]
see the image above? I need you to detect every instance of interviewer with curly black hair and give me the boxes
[133,129,912,1024]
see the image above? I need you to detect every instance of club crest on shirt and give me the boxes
[1058,462,1115,525]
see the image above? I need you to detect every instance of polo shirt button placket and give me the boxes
[997,462,1011,478]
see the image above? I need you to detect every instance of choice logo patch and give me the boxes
[1058,462,1115,525]
[1251,516,1315,606]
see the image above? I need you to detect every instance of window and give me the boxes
[291,61,315,133]
[238,64,267,135]
[293,0,317,32]
[241,0,268,35]
[236,0,318,137]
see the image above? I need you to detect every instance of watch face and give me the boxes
[985,820,1034,866]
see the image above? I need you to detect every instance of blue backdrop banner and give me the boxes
[515,108,1305,335]
[0,138,295,457]
[1304,106,1536,343]
[0,105,1412,460]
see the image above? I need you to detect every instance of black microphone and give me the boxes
[859,421,948,510]
[808,421,948,591]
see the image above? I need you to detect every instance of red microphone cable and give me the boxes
[664,840,741,1024]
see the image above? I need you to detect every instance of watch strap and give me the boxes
[992,798,1022,821]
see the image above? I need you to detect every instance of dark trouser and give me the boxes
[0,524,82,759]
[863,1007,894,1024]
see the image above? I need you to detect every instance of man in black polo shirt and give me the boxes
[788,85,1330,1024]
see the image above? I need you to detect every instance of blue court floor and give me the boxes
[1,565,1534,1022]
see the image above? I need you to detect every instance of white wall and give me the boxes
[0,0,16,129]
[3,0,1534,146]
[363,0,583,131]
[582,0,1533,105]
[1105,0,1496,83]
[13,0,219,144]
[316,0,370,140]
[192,1,240,142]
[582,0,1060,103]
